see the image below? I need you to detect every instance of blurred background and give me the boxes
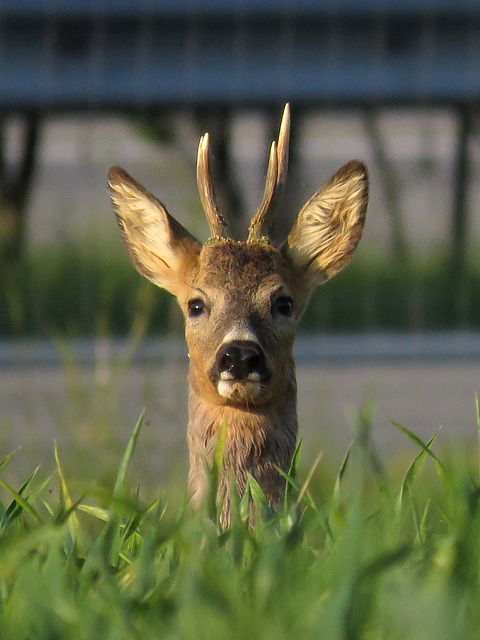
[1,0,480,489]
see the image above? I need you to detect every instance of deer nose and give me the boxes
[216,340,267,380]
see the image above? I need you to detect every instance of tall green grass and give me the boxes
[2,245,480,336]
[0,244,174,338]
[1,403,480,639]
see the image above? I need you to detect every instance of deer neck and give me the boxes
[186,359,298,511]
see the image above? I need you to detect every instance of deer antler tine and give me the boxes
[247,142,278,242]
[247,104,291,242]
[276,103,290,193]
[196,133,228,238]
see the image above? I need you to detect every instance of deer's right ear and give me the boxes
[108,167,201,295]
[283,160,368,287]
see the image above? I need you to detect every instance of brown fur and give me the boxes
[187,372,297,521]
[108,107,368,527]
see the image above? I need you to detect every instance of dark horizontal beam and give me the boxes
[1,0,480,19]
[0,13,479,111]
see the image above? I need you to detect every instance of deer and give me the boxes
[108,105,368,526]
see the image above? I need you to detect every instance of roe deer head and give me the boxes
[108,105,368,526]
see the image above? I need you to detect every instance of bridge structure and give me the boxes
[0,0,479,110]
[0,0,479,275]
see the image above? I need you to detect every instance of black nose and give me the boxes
[216,340,267,380]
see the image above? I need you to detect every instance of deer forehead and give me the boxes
[192,241,292,294]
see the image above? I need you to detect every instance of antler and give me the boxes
[196,133,228,238]
[247,103,291,242]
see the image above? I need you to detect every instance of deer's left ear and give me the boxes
[283,160,368,286]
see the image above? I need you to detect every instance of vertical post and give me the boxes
[0,113,41,264]
[449,107,472,326]
[451,107,472,282]
[364,108,409,264]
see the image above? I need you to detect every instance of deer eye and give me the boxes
[273,295,293,317]
[188,298,206,318]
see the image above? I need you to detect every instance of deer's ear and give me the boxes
[283,160,368,286]
[108,167,201,295]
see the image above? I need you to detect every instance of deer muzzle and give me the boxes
[211,340,271,403]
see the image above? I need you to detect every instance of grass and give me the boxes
[1,403,480,639]
[2,245,480,336]
[0,244,175,338]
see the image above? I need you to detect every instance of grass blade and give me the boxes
[288,439,303,480]
[0,480,42,524]
[77,504,110,522]
[476,393,480,483]
[213,421,227,473]
[54,442,83,546]
[333,440,355,505]
[0,448,20,473]
[298,452,323,505]
[206,422,227,524]
[396,433,438,518]
[391,421,443,469]
[284,440,303,509]
[246,474,269,520]
[113,409,145,499]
